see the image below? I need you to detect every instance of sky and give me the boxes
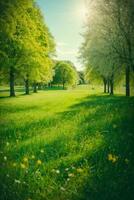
[36,0,86,70]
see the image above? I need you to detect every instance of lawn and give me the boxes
[0,85,134,200]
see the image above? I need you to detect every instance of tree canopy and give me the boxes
[0,0,56,96]
[52,61,78,89]
[80,0,134,96]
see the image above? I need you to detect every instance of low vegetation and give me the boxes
[0,86,134,200]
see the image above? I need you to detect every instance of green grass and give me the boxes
[0,85,134,200]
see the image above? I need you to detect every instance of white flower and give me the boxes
[60,187,66,191]
[40,149,44,153]
[56,170,60,174]
[6,142,9,146]
[65,168,69,171]
[14,179,21,184]
[68,173,74,177]
[4,156,7,161]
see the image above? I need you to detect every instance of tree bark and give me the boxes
[103,78,107,93]
[63,82,65,90]
[110,76,114,95]
[38,83,42,90]
[126,65,130,96]
[107,80,110,93]
[9,67,15,97]
[25,75,29,95]
[33,82,37,93]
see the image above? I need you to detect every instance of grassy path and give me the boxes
[0,86,134,200]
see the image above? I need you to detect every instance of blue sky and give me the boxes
[36,0,86,70]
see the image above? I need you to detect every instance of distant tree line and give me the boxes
[80,0,134,96]
[0,0,78,96]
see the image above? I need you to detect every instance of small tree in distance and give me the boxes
[52,61,78,89]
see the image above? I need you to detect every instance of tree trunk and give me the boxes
[126,65,130,96]
[9,67,15,97]
[33,82,37,93]
[107,80,110,93]
[110,77,114,95]
[38,83,42,90]
[103,78,107,93]
[63,82,65,90]
[25,76,29,95]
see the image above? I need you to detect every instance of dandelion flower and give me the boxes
[108,154,113,161]
[13,163,17,167]
[112,157,117,163]
[23,157,28,163]
[31,155,35,159]
[37,160,42,165]
[108,154,118,163]
[77,168,83,173]
[20,163,27,169]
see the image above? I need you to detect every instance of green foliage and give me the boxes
[0,0,56,93]
[53,61,78,88]
[80,0,134,95]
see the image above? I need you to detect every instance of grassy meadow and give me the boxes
[0,85,134,200]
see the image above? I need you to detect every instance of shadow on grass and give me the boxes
[54,95,134,200]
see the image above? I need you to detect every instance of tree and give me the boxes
[0,0,56,96]
[52,61,78,89]
[80,0,134,96]
[78,71,85,85]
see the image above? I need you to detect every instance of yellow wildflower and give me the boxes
[13,162,17,167]
[108,154,118,163]
[108,154,113,161]
[77,168,83,173]
[31,155,35,159]
[23,157,28,163]
[20,163,27,169]
[37,160,42,165]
